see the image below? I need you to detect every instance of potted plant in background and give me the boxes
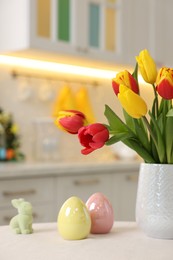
[0,108,25,162]
[55,49,173,239]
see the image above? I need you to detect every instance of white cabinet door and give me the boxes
[112,172,139,221]
[0,177,56,225]
[120,0,151,65]
[30,0,79,56]
[122,0,173,67]
[149,0,173,67]
[56,173,113,212]
[75,0,124,63]
[0,177,54,206]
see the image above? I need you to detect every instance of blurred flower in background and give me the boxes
[0,108,25,161]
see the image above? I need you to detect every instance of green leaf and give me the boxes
[157,112,165,135]
[132,63,138,83]
[106,132,133,145]
[165,117,173,163]
[150,140,160,162]
[158,99,164,115]
[123,109,135,132]
[104,105,129,133]
[159,99,170,117]
[149,111,166,163]
[133,119,150,152]
[166,108,173,117]
[151,96,157,118]
[123,138,156,163]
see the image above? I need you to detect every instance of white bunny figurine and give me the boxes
[10,198,33,234]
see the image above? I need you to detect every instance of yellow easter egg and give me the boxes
[57,196,91,240]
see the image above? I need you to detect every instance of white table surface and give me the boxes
[0,222,172,260]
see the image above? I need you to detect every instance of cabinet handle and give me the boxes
[73,179,100,186]
[3,216,11,223]
[126,175,138,182]
[76,46,88,53]
[82,47,88,53]
[76,46,82,52]
[2,189,36,197]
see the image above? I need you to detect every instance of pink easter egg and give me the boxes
[86,192,114,234]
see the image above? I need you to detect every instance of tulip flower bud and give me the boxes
[112,70,139,95]
[78,123,109,155]
[54,110,86,134]
[136,49,157,84]
[156,67,173,100]
[118,85,147,119]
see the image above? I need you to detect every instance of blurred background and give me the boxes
[0,0,172,224]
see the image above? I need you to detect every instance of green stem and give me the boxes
[168,99,172,110]
[152,84,158,118]
[142,116,158,148]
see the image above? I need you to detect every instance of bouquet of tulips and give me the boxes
[55,49,173,164]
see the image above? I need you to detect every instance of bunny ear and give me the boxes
[11,198,25,208]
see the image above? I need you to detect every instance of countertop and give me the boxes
[0,160,140,179]
[0,222,172,260]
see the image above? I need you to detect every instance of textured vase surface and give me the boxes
[136,163,173,239]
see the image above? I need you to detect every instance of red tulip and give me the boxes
[78,123,109,155]
[54,110,86,134]
[112,70,139,95]
[156,67,173,100]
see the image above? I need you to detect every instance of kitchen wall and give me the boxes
[0,65,154,163]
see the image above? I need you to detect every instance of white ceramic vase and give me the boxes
[136,163,173,239]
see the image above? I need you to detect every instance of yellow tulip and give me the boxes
[136,49,157,84]
[118,85,147,119]
[112,70,139,95]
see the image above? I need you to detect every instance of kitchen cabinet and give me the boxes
[0,0,148,66]
[121,0,151,65]
[0,177,56,225]
[112,171,138,221]
[1,0,172,67]
[56,170,139,221]
[148,0,173,67]
[72,0,127,64]
[0,162,140,225]
[56,172,113,210]
[124,0,173,67]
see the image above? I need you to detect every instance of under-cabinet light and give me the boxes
[0,55,116,79]
[0,55,145,83]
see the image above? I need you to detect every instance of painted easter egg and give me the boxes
[58,196,91,240]
[86,192,114,234]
